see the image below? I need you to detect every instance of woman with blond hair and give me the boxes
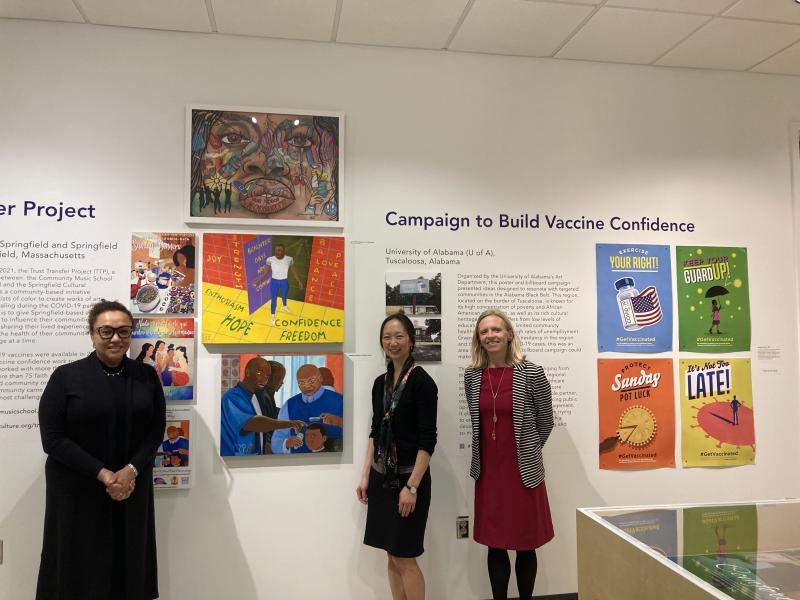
[465,309,554,600]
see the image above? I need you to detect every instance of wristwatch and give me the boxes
[405,484,418,495]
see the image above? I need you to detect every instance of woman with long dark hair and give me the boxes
[169,346,190,387]
[133,343,154,364]
[357,313,437,600]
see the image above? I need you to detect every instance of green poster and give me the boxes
[676,247,751,352]
[682,505,758,600]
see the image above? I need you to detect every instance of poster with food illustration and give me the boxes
[597,358,675,469]
[130,232,196,315]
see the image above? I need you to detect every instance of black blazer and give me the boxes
[465,361,553,488]
[37,353,166,600]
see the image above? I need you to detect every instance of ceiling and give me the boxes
[3,0,800,76]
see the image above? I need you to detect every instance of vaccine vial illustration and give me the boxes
[615,277,642,331]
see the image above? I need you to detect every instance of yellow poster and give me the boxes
[680,358,754,467]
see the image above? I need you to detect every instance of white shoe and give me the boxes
[281,305,291,314]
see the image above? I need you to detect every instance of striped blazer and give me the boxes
[465,361,554,489]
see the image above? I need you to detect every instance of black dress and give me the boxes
[364,366,437,558]
[36,353,166,600]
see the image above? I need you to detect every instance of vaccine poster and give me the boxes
[682,505,758,600]
[130,317,195,401]
[680,358,755,467]
[604,509,678,562]
[597,358,675,470]
[202,233,344,344]
[153,407,192,490]
[596,244,672,352]
[676,246,750,352]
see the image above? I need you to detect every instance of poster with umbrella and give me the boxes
[676,246,751,352]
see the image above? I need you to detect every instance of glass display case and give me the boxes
[578,500,800,600]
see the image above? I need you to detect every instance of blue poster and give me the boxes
[596,243,672,352]
[604,509,678,562]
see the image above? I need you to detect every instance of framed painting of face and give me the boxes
[185,105,343,228]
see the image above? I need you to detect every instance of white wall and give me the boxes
[2,18,800,599]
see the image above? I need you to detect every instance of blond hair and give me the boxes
[470,308,525,369]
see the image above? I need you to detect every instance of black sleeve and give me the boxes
[128,365,167,473]
[38,366,104,479]
[368,375,382,439]
[414,369,438,456]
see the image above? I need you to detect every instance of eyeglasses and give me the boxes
[95,326,133,340]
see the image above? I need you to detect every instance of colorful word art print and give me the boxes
[202,234,344,344]
[385,271,442,362]
[153,407,192,490]
[676,246,751,352]
[597,359,675,470]
[682,505,758,600]
[187,106,341,227]
[680,358,755,467]
[596,244,672,352]
[220,353,344,457]
[130,318,195,401]
[130,232,196,315]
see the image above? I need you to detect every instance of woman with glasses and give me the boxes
[37,299,166,600]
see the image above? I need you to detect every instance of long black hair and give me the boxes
[134,343,153,362]
[173,244,195,269]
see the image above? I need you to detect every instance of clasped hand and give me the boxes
[98,467,135,502]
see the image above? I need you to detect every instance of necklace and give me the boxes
[487,367,507,441]
[103,365,126,377]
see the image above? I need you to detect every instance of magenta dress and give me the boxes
[474,367,554,550]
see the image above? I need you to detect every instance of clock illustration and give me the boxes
[617,405,656,447]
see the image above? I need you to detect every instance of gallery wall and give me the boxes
[2,17,800,599]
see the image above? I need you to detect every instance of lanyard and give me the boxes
[384,365,416,417]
